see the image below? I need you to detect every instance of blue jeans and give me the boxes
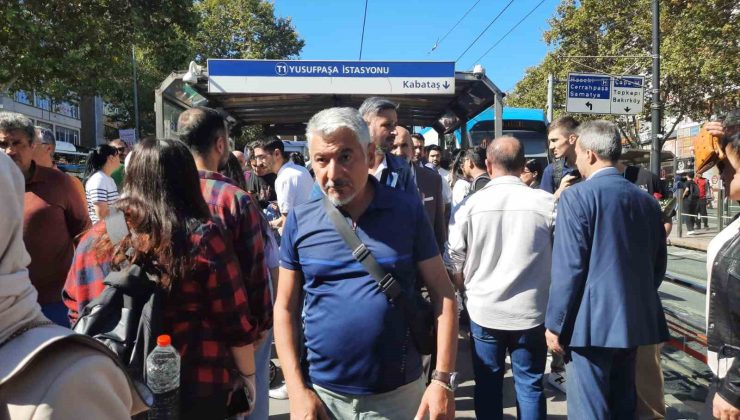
[469,321,546,420]
[567,347,637,420]
[41,301,69,328]
[244,329,272,420]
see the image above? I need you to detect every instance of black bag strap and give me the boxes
[624,165,640,184]
[322,197,403,301]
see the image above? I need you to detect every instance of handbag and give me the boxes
[322,198,435,355]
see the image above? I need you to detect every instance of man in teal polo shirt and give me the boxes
[274,107,459,420]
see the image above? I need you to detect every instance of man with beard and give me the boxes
[245,140,278,209]
[359,97,416,192]
[274,107,458,420]
[178,107,272,414]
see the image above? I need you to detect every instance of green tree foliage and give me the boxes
[0,0,304,137]
[508,0,740,143]
[192,0,304,61]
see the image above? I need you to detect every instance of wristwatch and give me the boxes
[431,370,459,391]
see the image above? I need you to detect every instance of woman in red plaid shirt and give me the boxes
[64,138,257,419]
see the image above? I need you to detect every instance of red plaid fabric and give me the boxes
[64,220,254,397]
[199,170,271,335]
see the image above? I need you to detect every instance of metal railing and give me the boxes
[675,187,737,235]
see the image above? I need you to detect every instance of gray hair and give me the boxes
[306,107,370,156]
[35,127,56,150]
[576,120,622,162]
[358,97,398,119]
[0,112,35,144]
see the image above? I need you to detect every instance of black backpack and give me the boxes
[73,211,165,389]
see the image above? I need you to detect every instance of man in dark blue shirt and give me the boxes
[540,116,581,198]
[274,107,458,420]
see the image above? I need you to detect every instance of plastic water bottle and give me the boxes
[146,334,180,419]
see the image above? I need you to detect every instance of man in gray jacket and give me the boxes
[445,136,555,420]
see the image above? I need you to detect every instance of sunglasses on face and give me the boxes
[114,147,126,154]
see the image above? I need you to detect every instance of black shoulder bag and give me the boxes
[322,198,435,355]
[73,211,165,387]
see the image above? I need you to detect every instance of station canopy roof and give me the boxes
[158,70,505,136]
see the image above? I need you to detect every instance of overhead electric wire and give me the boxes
[472,0,547,64]
[359,0,369,60]
[429,0,483,54]
[455,0,516,62]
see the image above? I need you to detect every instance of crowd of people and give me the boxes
[0,97,737,420]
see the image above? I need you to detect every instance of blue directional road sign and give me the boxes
[566,72,644,115]
[207,60,456,95]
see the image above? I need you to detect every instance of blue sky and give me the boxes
[272,0,560,92]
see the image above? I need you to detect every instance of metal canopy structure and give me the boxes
[155,68,505,143]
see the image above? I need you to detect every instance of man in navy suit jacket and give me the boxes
[545,120,669,419]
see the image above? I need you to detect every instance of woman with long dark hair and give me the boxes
[84,144,120,223]
[65,138,257,418]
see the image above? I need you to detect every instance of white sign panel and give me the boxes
[566,73,644,115]
[208,60,455,95]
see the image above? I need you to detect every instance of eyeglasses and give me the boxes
[114,147,126,154]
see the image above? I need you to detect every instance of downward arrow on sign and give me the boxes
[625,107,631,112]
[442,81,450,89]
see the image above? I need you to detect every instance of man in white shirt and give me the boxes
[444,136,555,420]
[253,137,313,229]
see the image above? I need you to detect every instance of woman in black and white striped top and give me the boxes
[84,144,120,223]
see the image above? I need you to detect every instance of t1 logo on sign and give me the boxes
[275,62,288,76]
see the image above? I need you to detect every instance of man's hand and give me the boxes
[713,392,740,420]
[289,387,330,420]
[554,173,580,200]
[545,329,565,355]
[415,382,455,420]
[705,121,726,139]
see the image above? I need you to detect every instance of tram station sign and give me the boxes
[207,59,455,95]
[566,72,644,115]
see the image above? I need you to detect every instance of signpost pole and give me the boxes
[132,44,140,141]
[546,73,554,122]
[650,0,662,175]
[494,93,504,139]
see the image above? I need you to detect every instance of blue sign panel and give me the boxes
[208,60,454,78]
[207,59,456,95]
[613,77,643,88]
[567,74,611,100]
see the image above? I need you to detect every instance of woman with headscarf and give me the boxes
[0,151,145,419]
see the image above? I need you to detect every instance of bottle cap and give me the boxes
[157,335,171,347]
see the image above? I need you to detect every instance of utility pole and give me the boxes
[650,0,662,175]
[546,73,554,122]
[132,44,140,140]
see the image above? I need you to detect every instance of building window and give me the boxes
[37,121,53,131]
[56,126,80,146]
[34,94,52,111]
[14,90,32,105]
[54,101,80,119]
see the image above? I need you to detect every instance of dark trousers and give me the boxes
[684,199,698,231]
[470,321,547,420]
[567,346,637,420]
[697,198,709,228]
